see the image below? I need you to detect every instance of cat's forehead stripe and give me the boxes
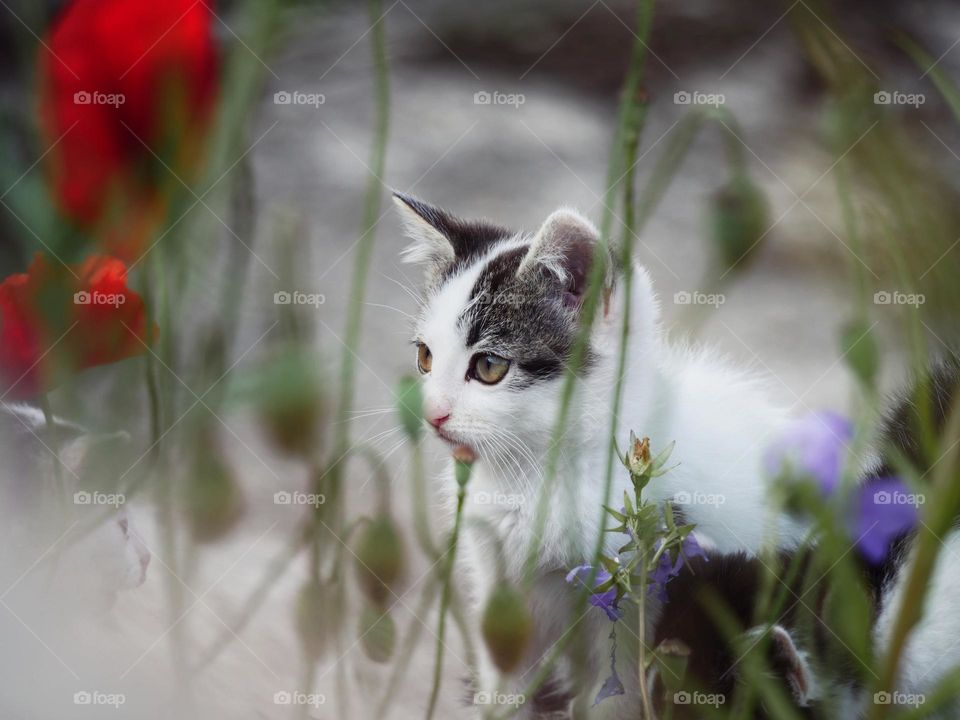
[459,244,529,347]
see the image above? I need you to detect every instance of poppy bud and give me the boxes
[709,174,770,274]
[354,516,404,606]
[359,604,396,663]
[258,349,324,458]
[481,584,532,674]
[296,577,337,661]
[453,446,475,489]
[395,376,423,441]
[184,447,244,543]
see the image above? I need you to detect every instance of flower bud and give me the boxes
[395,375,423,441]
[453,446,474,489]
[709,174,769,274]
[481,584,532,674]
[354,516,404,606]
[296,577,337,661]
[184,446,244,543]
[257,349,324,458]
[358,604,396,663]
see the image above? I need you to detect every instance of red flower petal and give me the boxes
[0,253,156,399]
[38,0,218,261]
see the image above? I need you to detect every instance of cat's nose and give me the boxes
[428,413,450,429]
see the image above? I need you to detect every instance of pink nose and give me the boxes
[429,413,450,429]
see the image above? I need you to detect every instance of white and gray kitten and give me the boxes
[395,194,809,716]
[0,403,150,612]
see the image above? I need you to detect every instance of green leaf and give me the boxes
[599,555,621,575]
[603,506,627,523]
[651,440,676,469]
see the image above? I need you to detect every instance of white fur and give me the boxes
[409,209,809,715]
[872,528,960,717]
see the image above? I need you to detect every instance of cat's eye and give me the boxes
[470,353,510,385]
[417,343,433,374]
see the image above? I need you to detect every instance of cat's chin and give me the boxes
[434,428,477,459]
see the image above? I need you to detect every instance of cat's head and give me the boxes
[394,193,633,461]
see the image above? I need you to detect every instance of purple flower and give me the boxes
[765,412,919,564]
[565,565,622,621]
[649,535,708,602]
[854,477,920,565]
[764,411,853,495]
[594,625,625,705]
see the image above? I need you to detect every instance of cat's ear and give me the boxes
[393,192,509,278]
[743,624,820,707]
[519,208,605,310]
[393,192,457,267]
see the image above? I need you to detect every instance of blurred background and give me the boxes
[1,0,959,717]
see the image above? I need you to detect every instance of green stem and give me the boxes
[522,0,656,587]
[424,469,469,720]
[376,575,442,719]
[636,559,653,718]
[315,2,390,713]
[411,439,439,558]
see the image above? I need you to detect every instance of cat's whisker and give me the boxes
[494,427,542,478]
[378,270,425,310]
[360,425,403,447]
[340,407,395,424]
[364,302,416,321]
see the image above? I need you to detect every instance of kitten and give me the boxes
[858,357,960,718]
[0,403,150,612]
[395,194,809,715]
[648,550,826,720]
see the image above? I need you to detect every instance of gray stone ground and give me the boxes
[4,0,960,718]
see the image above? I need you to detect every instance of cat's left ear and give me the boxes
[392,192,510,279]
[519,208,608,310]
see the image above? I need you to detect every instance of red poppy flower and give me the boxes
[0,253,156,399]
[38,0,218,262]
